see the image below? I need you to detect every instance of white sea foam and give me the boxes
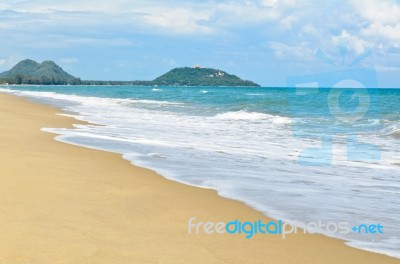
[215,110,269,120]
[215,110,291,124]
[0,88,183,106]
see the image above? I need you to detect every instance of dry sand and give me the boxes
[0,93,398,264]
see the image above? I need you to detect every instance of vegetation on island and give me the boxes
[0,60,260,87]
[153,67,259,87]
[0,59,81,85]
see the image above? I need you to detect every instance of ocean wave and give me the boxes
[214,110,291,124]
[128,99,185,106]
[0,88,184,106]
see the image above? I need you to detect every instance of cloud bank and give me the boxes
[0,0,399,86]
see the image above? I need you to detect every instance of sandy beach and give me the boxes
[0,92,398,264]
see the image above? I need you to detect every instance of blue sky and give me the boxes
[0,0,399,87]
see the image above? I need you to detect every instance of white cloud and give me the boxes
[261,0,278,7]
[143,7,214,35]
[361,23,400,43]
[268,41,315,61]
[351,0,400,25]
[0,0,302,36]
[351,0,400,47]
[0,1,217,36]
[0,0,399,86]
[332,30,371,55]
[213,0,309,28]
[260,0,300,9]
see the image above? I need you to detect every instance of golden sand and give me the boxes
[0,93,398,264]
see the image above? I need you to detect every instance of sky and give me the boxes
[0,0,400,87]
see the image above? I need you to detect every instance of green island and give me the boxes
[0,59,260,87]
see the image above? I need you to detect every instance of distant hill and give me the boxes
[0,60,260,87]
[0,59,81,85]
[153,67,260,87]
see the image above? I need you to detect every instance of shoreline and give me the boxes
[0,92,398,263]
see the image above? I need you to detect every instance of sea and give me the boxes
[1,85,399,258]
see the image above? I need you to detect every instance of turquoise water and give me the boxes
[1,85,400,258]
